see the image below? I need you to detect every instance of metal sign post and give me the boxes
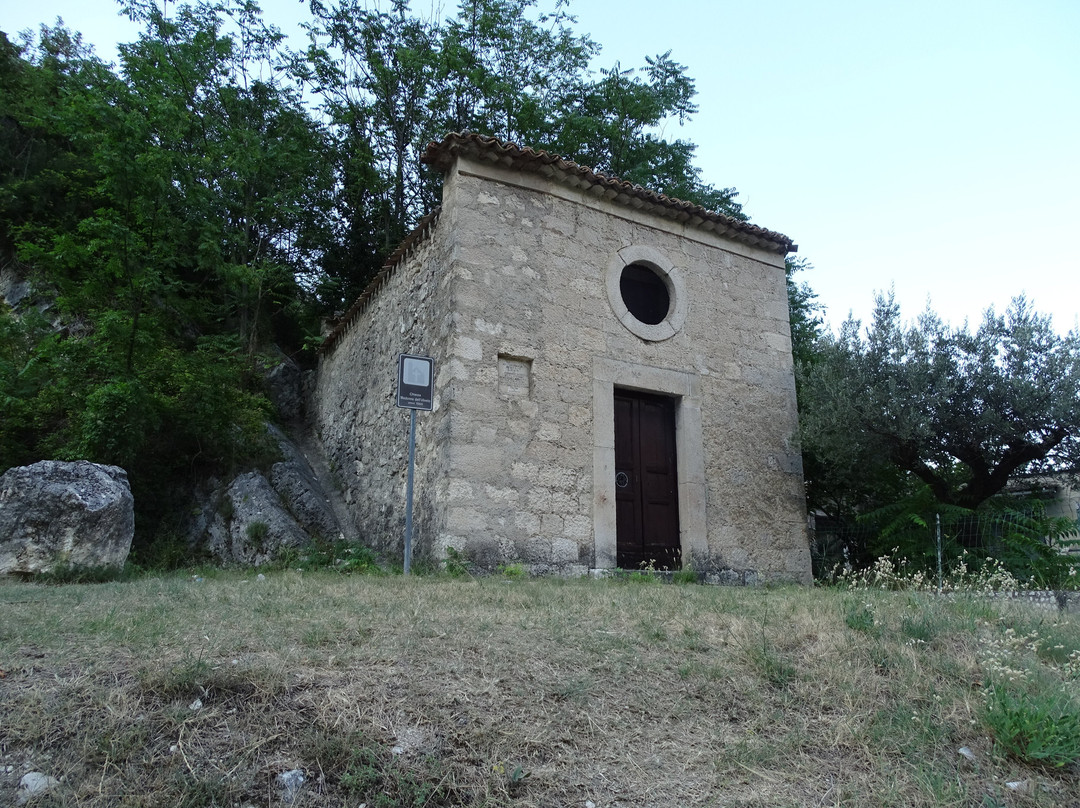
[404,408,417,575]
[396,354,434,575]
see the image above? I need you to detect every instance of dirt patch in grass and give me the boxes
[1,573,1078,806]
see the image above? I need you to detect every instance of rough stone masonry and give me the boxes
[314,134,811,583]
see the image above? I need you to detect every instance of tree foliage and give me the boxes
[797,294,1080,578]
[1,5,333,540]
[800,294,1080,545]
[549,51,743,218]
[297,0,743,305]
[802,295,1080,512]
[786,256,824,372]
[1,0,744,549]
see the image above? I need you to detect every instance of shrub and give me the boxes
[984,684,1080,767]
[673,567,698,585]
[842,598,878,636]
[245,520,270,551]
[498,562,526,579]
[443,546,471,578]
[847,489,1080,589]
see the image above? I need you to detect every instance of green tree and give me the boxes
[549,51,743,217]
[299,0,745,306]
[300,0,443,306]
[116,0,336,352]
[800,294,1080,514]
[435,0,595,144]
[786,256,824,372]
[300,0,600,305]
[0,27,108,277]
[1,5,334,541]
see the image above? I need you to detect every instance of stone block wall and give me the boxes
[431,169,594,573]
[314,151,811,583]
[431,158,809,582]
[313,222,453,561]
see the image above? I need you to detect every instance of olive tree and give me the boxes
[800,294,1080,513]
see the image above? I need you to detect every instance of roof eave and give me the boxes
[421,133,797,255]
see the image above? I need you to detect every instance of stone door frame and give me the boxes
[592,358,708,570]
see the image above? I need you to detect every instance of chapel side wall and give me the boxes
[694,242,809,584]
[313,228,454,560]
[436,159,810,583]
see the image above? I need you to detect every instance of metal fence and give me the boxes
[809,503,1080,582]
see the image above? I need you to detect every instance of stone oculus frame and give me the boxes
[315,134,812,584]
[606,244,688,341]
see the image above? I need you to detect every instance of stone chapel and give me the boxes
[313,133,811,584]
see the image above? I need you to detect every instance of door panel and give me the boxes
[614,390,681,570]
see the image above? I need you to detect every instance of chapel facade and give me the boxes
[314,133,811,583]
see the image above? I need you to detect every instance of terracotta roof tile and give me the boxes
[421,132,797,254]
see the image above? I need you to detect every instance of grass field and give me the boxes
[2,570,1078,806]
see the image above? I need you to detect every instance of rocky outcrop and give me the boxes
[0,261,31,309]
[204,471,312,565]
[263,355,305,423]
[269,426,341,540]
[0,461,135,574]
[191,425,347,564]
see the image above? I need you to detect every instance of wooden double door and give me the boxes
[614,390,681,570]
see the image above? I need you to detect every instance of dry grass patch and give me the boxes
[1,572,1078,806]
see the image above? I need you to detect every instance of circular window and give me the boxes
[620,263,670,325]
[605,245,687,342]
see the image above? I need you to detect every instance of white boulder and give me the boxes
[0,460,134,575]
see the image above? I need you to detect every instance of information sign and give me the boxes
[396,353,434,575]
[396,354,434,410]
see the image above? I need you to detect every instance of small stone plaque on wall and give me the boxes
[498,355,532,398]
